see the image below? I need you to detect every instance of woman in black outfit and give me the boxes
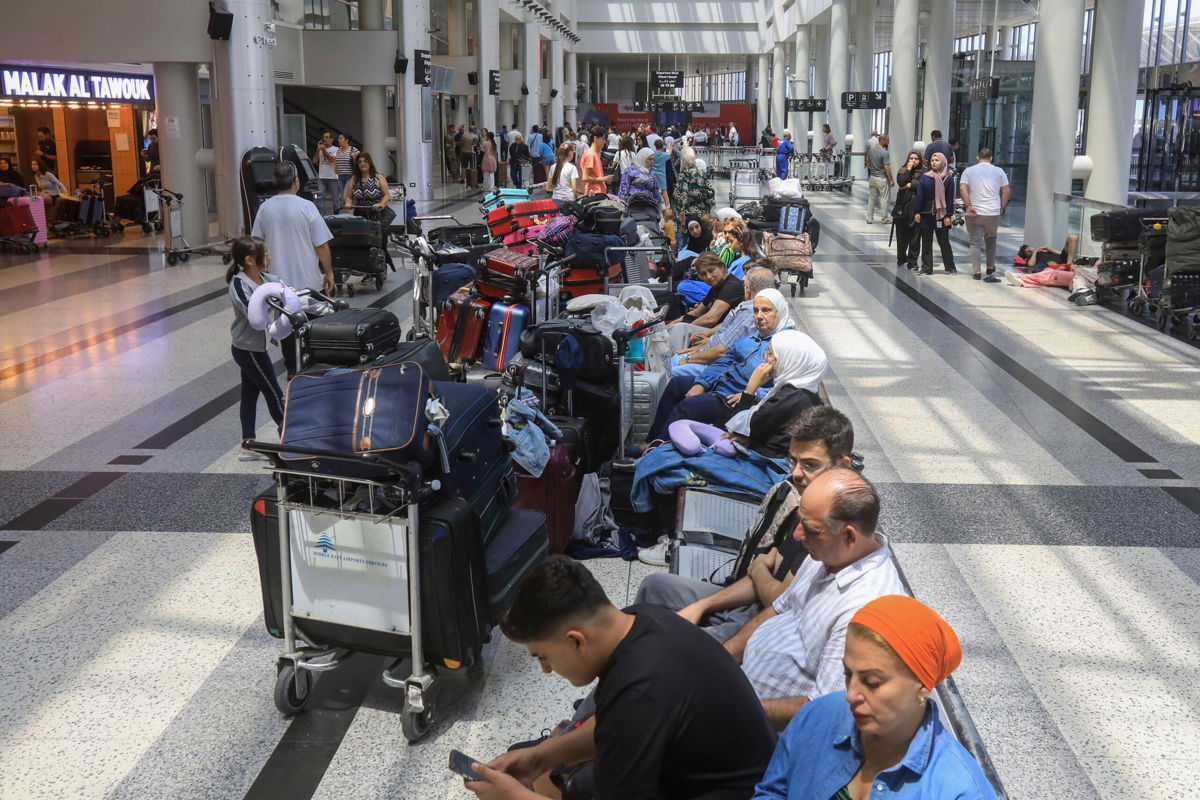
[892,150,925,270]
[913,151,957,275]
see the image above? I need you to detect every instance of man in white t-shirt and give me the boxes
[959,147,1011,283]
[311,131,340,215]
[251,162,335,374]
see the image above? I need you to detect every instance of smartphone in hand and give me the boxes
[448,749,486,782]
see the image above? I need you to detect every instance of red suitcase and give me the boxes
[501,223,547,256]
[512,443,579,554]
[436,295,491,363]
[478,247,538,301]
[485,199,559,238]
[0,204,36,238]
[559,263,622,299]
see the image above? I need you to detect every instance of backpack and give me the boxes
[728,480,803,584]
[761,231,814,274]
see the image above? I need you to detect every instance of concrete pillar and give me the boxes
[550,38,564,131]
[397,0,433,200]
[852,0,875,175]
[794,26,812,151]
[812,26,828,99]
[500,22,517,129]
[564,50,578,127]
[757,53,770,136]
[209,0,276,236]
[522,20,541,134]
[923,0,955,139]
[1084,0,1142,206]
[153,63,207,243]
[828,0,850,152]
[771,42,787,131]
[447,0,469,125]
[602,71,608,104]
[1024,0,1085,244]
[890,0,920,171]
[358,0,388,165]
[582,59,591,104]
[477,0,499,134]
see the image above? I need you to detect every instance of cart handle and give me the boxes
[243,439,424,479]
[612,307,670,347]
[604,246,670,254]
[413,215,460,223]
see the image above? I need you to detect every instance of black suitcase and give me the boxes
[518,319,618,384]
[326,214,383,249]
[484,508,550,618]
[301,307,401,367]
[427,223,491,248]
[332,247,387,277]
[303,337,452,381]
[548,415,602,475]
[1090,209,1165,243]
[432,240,505,268]
[249,492,490,666]
[434,381,516,541]
[762,197,808,224]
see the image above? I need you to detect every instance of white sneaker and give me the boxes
[1004,271,1023,287]
[637,536,671,567]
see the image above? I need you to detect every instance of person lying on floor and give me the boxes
[1005,235,1084,289]
[668,251,745,329]
[464,556,775,800]
[648,287,793,444]
[669,265,775,362]
[638,406,857,643]
[751,595,997,800]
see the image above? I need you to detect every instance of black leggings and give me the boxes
[920,226,956,272]
[895,222,921,267]
[232,346,285,440]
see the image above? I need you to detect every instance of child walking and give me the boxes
[227,236,287,460]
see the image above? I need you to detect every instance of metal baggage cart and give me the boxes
[153,186,231,265]
[1121,216,1169,319]
[0,203,39,253]
[729,158,765,206]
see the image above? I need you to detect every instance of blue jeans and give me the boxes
[319,178,342,215]
[646,375,734,442]
[669,355,704,381]
[510,161,523,189]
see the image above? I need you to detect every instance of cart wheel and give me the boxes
[1157,311,1172,332]
[154,219,164,232]
[142,222,153,234]
[401,698,435,743]
[347,284,356,297]
[1127,297,1145,317]
[273,664,313,716]
[405,327,416,341]
[1188,319,1199,341]
[790,282,797,297]
[375,275,385,291]
[180,252,191,263]
[166,253,179,266]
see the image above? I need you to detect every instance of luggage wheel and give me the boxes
[273,661,313,716]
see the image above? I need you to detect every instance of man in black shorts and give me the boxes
[464,555,774,800]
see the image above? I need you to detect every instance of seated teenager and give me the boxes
[752,595,998,799]
[638,406,856,642]
[669,251,744,329]
[670,265,774,362]
[648,288,793,443]
[466,556,776,800]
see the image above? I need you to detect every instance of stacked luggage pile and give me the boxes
[737,196,822,296]
[0,194,48,253]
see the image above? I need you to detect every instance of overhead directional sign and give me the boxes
[489,69,500,96]
[651,71,684,90]
[414,49,432,86]
[787,98,827,112]
[840,91,887,110]
[969,77,1000,100]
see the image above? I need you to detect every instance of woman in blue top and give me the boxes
[618,147,661,209]
[775,130,796,180]
[652,138,671,208]
[752,595,997,800]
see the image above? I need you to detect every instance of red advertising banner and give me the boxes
[582,102,754,133]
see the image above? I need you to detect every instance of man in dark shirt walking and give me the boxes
[465,556,775,800]
[923,129,954,171]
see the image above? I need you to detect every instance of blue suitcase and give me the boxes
[482,301,530,372]
[434,381,516,540]
[779,205,808,235]
[481,187,531,212]
[484,508,549,618]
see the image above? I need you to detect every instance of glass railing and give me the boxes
[1053,191,1200,257]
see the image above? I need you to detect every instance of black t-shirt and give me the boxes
[700,275,744,319]
[594,605,775,800]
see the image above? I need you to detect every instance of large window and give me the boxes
[1010,22,1037,61]
[872,50,892,133]
[683,71,746,103]
[954,33,987,52]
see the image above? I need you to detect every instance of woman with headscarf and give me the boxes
[913,151,958,275]
[752,595,997,800]
[618,146,662,209]
[672,147,716,233]
[647,288,794,443]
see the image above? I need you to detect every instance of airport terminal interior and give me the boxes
[1,1,1199,798]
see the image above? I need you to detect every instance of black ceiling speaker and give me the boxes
[450,97,458,110]
[468,71,479,85]
[521,83,529,95]
[207,2,234,40]
[394,51,408,74]
[550,88,558,97]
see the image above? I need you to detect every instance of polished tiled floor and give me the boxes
[0,178,1197,799]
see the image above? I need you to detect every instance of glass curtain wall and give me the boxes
[1133,0,1200,192]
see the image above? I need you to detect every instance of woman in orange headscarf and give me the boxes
[750,595,997,799]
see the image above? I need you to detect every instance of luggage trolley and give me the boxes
[0,202,40,253]
[154,187,231,265]
[396,215,500,341]
[1118,216,1169,319]
[729,157,766,206]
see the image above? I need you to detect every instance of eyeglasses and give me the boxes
[787,457,829,475]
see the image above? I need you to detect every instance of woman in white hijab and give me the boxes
[618,146,663,208]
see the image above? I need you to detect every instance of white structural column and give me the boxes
[153,63,207,243]
[1084,0,1143,205]
[209,0,276,236]
[447,0,469,125]
[564,50,577,127]
[499,23,516,130]
[358,0,387,161]
[397,0,433,200]
[890,0,920,171]
[522,18,541,133]
[771,41,787,131]
[550,37,564,130]
[793,26,811,151]
[582,58,591,104]
[477,0,499,134]
[1024,0,1086,244]
[757,53,770,133]
[922,0,955,138]
[852,0,875,175]
[828,0,850,151]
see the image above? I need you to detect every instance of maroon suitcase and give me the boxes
[485,199,559,238]
[436,295,491,363]
[512,443,578,554]
[0,204,36,238]
[478,247,538,301]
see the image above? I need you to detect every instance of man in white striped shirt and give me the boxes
[726,468,904,729]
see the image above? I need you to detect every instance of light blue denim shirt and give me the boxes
[504,389,563,478]
[752,692,998,800]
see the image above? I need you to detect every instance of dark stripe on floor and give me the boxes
[0,286,227,381]
[1139,468,1182,479]
[0,253,164,315]
[0,541,16,556]
[242,654,385,800]
[0,471,125,530]
[1162,486,1200,515]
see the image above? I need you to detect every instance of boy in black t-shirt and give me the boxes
[465,556,774,800]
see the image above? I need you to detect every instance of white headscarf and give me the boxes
[714,206,739,222]
[636,147,655,168]
[726,328,828,436]
[754,288,794,336]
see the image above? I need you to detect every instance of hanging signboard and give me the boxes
[489,70,500,96]
[414,49,432,86]
[787,98,827,112]
[840,91,887,110]
[969,77,1000,100]
[651,71,684,90]
[0,65,154,105]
